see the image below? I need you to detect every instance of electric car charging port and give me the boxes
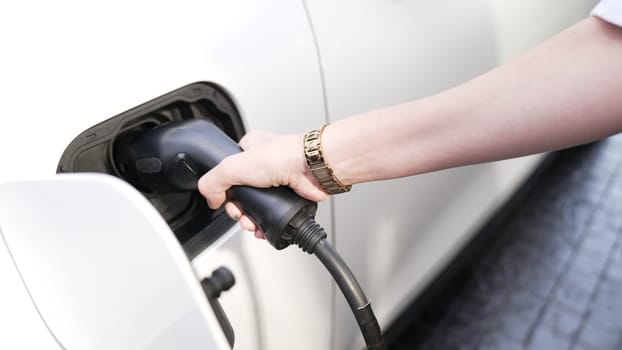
[57,82,245,257]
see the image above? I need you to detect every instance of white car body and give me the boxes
[0,1,596,349]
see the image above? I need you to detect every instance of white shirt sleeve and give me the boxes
[592,0,622,27]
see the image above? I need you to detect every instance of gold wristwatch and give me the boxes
[303,125,352,194]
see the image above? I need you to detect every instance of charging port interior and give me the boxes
[57,82,245,258]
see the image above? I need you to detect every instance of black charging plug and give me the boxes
[116,119,385,349]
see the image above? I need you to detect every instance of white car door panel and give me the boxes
[304,0,597,348]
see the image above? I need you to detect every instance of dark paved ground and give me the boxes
[390,134,622,350]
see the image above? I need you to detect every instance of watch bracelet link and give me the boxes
[303,124,352,194]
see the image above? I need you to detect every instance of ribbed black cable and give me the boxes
[314,239,386,350]
[290,218,385,350]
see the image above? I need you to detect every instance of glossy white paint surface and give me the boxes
[0,1,331,349]
[0,228,62,349]
[0,174,230,349]
[304,0,597,347]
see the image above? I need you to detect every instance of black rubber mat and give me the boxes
[389,134,622,350]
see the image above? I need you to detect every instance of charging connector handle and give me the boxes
[119,119,385,349]
[116,119,315,250]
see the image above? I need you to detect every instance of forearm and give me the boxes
[323,17,622,185]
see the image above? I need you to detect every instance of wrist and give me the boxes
[319,123,353,185]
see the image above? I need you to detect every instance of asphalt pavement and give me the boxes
[389,134,622,350]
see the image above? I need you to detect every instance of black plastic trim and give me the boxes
[57,82,244,252]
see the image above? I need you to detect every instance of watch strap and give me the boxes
[303,125,352,194]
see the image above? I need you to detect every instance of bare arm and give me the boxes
[199,17,622,234]
[324,17,622,185]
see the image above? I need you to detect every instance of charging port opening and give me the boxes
[58,82,245,257]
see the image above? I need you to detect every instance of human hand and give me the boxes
[197,130,329,238]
